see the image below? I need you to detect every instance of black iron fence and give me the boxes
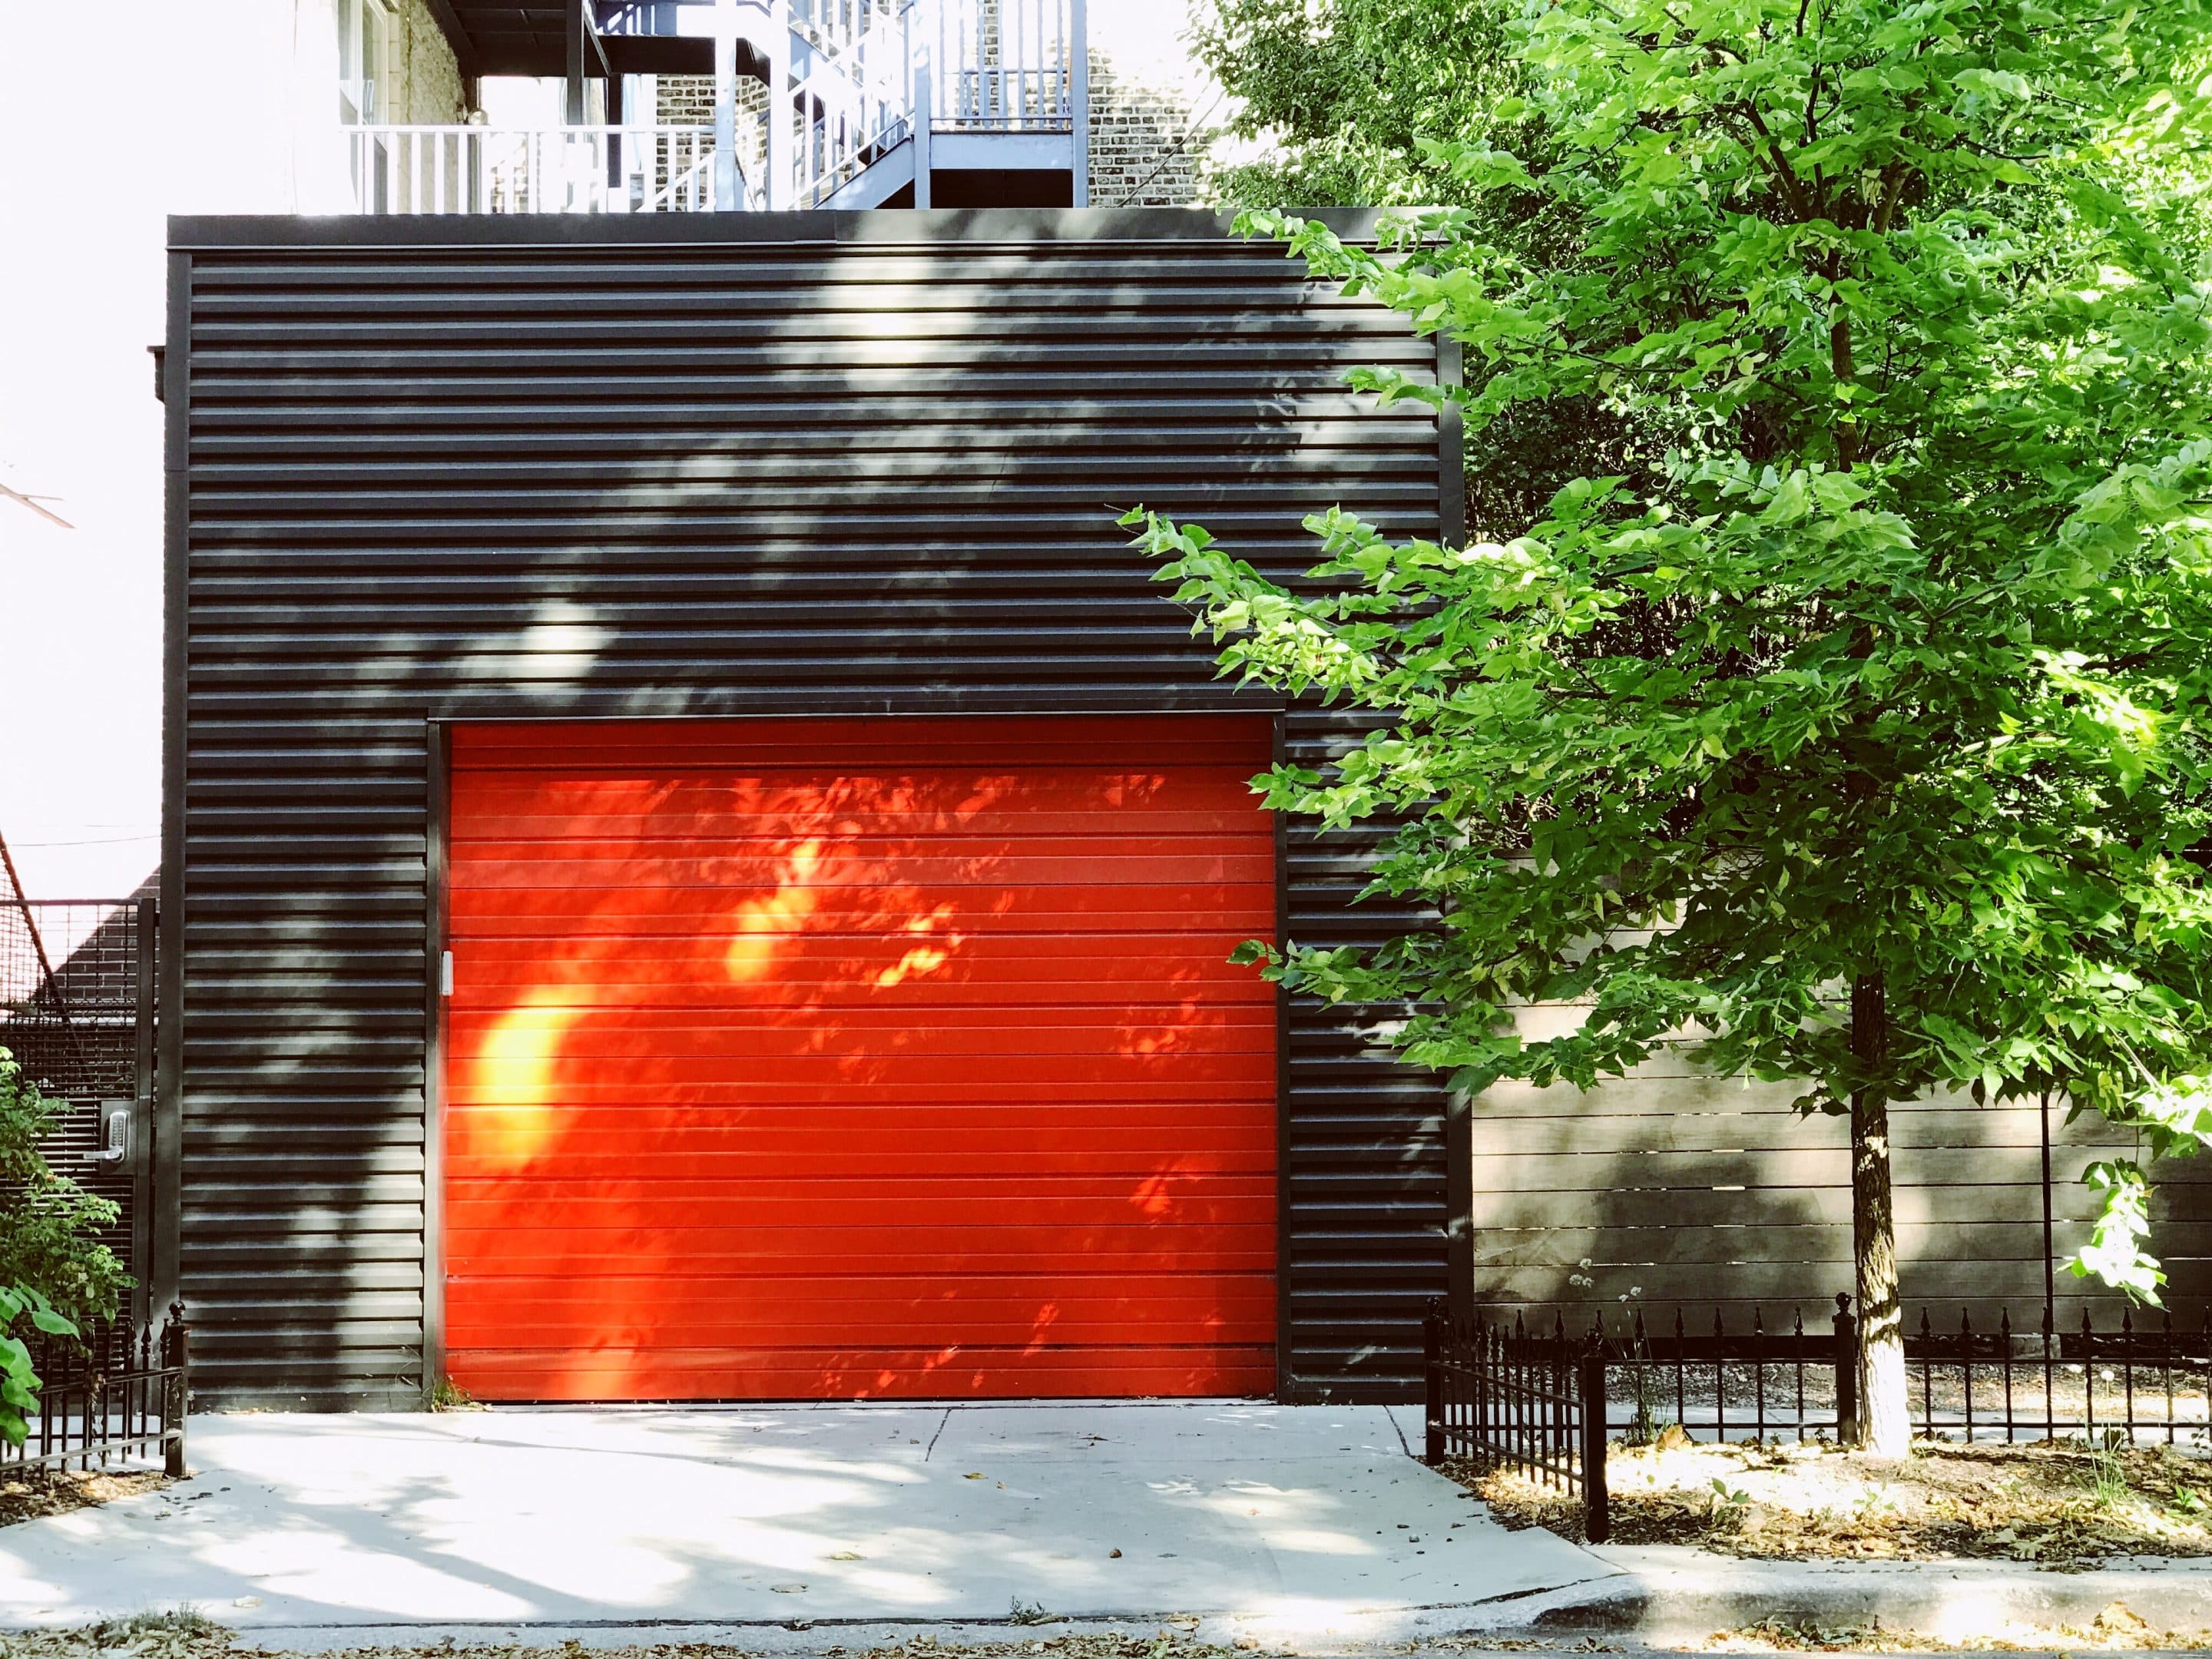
[4,1303,189,1480]
[1424,1300,1604,1522]
[1424,1295,2212,1543]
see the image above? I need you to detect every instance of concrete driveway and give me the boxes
[0,1402,1618,1645]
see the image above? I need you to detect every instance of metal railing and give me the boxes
[795,0,899,59]
[346,125,727,214]
[794,0,912,206]
[1425,1296,2212,1544]
[1906,1303,2212,1449]
[930,0,1075,131]
[1425,1304,1605,1535]
[336,0,1083,214]
[7,1306,189,1479]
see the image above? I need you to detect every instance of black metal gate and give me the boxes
[0,891,157,1324]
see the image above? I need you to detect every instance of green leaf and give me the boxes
[1168,0,2212,1336]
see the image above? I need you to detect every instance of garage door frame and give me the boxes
[419,705,1293,1402]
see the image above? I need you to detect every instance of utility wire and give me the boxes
[9,834,161,848]
[0,479,72,530]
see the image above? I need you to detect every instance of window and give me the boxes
[338,0,392,125]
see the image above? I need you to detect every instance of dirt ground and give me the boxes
[0,1469,166,1528]
[0,1622,1298,1659]
[11,1619,2212,1659]
[1692,1601,2212,1651]
[1455,1435,2212,1564]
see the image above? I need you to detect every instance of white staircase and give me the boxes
[792,0,1084,208]
[790,0,917,208]
[341,0,1084,214]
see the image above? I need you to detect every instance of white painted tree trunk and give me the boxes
[1851,1088,1910,1456]
[1849,972,1910,1458]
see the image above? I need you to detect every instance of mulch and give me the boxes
[1449,1434,2212,1565]
[0,1624,1286,1659]
[1693,1602,2212,1652]
[0,1469,167,1529]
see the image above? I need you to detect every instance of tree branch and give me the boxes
[1740,100,1814,222]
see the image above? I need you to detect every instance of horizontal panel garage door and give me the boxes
[442,715,1279,1399]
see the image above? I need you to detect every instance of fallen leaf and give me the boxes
[830,1551,863,1561]
[2096,1601,2153,1634]
[771,1582,807,1594]
[965,1472,985,1480]
[1108,1548,1122,1558]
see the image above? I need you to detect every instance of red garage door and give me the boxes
[442,715,1278,1400]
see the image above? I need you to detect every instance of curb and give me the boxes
[1478,1545,2212,1645]
[167,1597,1642,1657]
[77,1563,2212,1655]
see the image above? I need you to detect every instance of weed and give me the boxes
[1707,1477,1753,1525]
[2085,1430,2134,1509]
[428,1375,482,1412]
[1008,1598,1056,1626]
[1851,1485,1900,1522]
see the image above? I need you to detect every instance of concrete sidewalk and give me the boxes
[1558,1544,2212,1647]
[0,1403,1616,1644]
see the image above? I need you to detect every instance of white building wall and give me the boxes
[0,0,459,900]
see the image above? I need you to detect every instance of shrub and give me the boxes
[0,1048,131,1442]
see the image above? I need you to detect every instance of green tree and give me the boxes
[1199,0,1637,537]
[1196,0,1522,208]
[1141,0,2212,1452]
[0,1051,127,1444]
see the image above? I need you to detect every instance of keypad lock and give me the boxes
[88,1102,133,1173]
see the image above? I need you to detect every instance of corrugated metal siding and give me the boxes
[168,211,1452,1408]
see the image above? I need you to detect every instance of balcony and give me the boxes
[347,125,728,214]
[342,0,1085,215]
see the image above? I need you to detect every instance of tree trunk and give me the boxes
[1849,972,1909,1455]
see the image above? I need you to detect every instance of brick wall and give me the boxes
[1084,49,1204,207]
[1083,0,1220,207]
[657,75,715,125]
[391,0,467,123]
[656,76,770,187]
